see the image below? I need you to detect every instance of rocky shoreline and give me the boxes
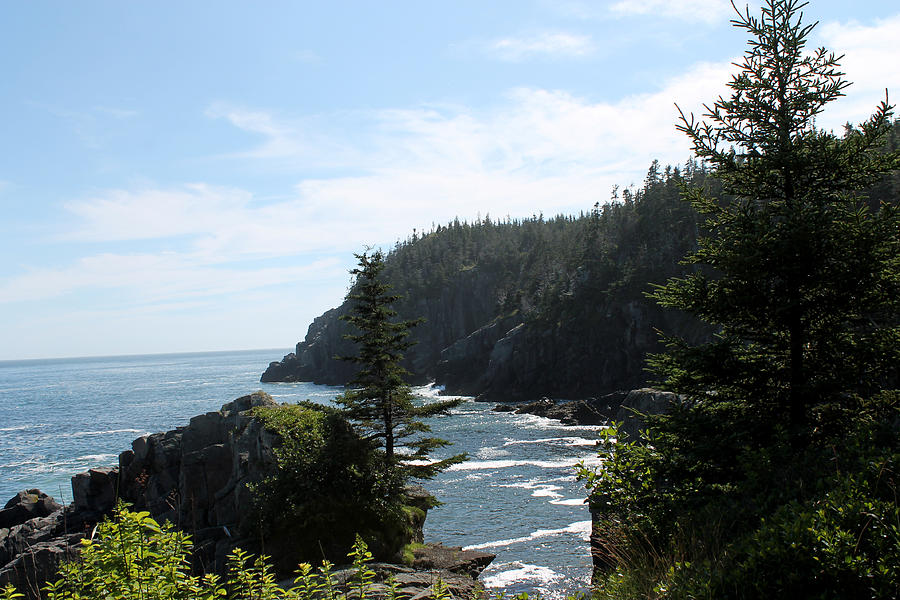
[2,387,676,597]
[493,388,677,438]
[0,392,494,598]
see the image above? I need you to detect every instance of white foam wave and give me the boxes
[0,424,47,432]
[57,429,146,438]
[511,413,606,431]
[497,480,564,499]
[550,498,586,506]
[77,454,119,462]
[21,454,119,474]
[482,563,560,588]
[503,436,597,447]
[463,520,593,551]
[411,383,472,403]
[476,447,511,459]
[449,456,601,471]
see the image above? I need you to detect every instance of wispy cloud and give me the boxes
[0,250,340,305]
[292,49,321,64]
[816,14,900,126]
[44,105,139,149]
[483,32,596,61]
[204,103,359,166]
[610,0,733,25]
[10,13,896,314]
[94,106,139,119]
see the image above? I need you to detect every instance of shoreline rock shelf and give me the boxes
[0,391,494,597]
[496,388,677,437]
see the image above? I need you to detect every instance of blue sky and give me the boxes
[2,1,898,360]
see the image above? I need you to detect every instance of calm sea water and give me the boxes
[0,349,599,597]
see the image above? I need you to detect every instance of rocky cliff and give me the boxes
[262,284,706,402]
[261,173,711,399]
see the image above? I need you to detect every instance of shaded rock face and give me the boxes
[262,277,707,403]
[261,272,517,390]
[116,390,282,571]
[0,491,61,530]
[474,302,704,402]
[0,392,285,594]
[261,307,357,385]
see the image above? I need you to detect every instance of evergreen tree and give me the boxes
[650,0,900,439]
[337,250,466,481]
[580,2,900,595]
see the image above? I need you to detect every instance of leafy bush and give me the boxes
[580,395,900,599]
[0,505,464,600]
[247,402,414,568]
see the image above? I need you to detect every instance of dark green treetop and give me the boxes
[651,0,900,438]
[338,250,466,481]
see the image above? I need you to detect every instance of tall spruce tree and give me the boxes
[580,2,900,595]
[650,0,899,440]
[337,250,466,482]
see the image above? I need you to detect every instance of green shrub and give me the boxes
[248,402,411,569]
[4,505,582,600]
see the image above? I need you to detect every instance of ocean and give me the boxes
[0,349,599,597]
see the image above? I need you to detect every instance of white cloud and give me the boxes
[0,251,340,305]
[485,32,596,61]
[292,49,321,64]
[13,13,895,314]
[94,106,139,119]
[815,14,900,129]
[610,0,733,25]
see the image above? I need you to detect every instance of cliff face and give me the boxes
[262,266,524,389]
[262,166,712,399]
[262,284,707,402]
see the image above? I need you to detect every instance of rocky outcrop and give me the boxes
[1,392,282,594]
[1,391,492,598]
[497,396,609,426]
[0,491,61,530]
[612,388,678,440]
[262,280,706,403]
[505,388,678,434]
[320,545,495,600]
[0,498,89,595]
[261,307,357,385]
[261,269,517,389]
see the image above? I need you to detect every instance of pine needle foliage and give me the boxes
[337,250,467,482]
[651,0,900,438]
[581,1,900,597]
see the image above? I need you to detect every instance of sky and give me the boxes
[1,1,899,360]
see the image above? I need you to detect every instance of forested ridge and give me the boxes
[262,130,898,401]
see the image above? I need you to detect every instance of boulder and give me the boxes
[0,491,61,529]
[614,388,679,440]
[411,543,495,579]
[508,396,606,426]
[71,467,118,515]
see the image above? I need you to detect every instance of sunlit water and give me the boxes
[0,350,599,597]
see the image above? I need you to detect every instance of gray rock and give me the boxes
[71,467,118,514]
[411,543,495,579]
[0,491,61,529]
[614,388,678,440]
